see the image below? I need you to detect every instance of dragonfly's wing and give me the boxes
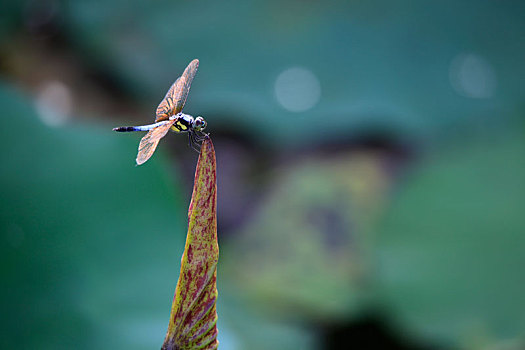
[155,59,199,122]
[136,120,175,165]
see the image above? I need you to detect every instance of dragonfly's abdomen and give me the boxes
[113,126,140,132]
[113,120,171,132]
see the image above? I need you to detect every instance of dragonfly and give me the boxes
[113,59,207,165]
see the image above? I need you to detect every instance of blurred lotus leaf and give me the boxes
[376,129,525,348]
[63,1,525,146]
[223,151,391,320]
[0,83,187,349]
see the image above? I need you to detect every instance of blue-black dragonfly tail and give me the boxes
[113,126,140,132]
[113,120,171,132]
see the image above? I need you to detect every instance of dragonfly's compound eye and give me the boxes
[194,116,207,131]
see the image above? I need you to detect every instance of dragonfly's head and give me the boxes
[193,116,207,131]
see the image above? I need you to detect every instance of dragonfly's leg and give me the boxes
[188,132,200,153]
[194,132,203,152]
[194,134,202,152]
[193,130,206,142]
[191,141,201,153]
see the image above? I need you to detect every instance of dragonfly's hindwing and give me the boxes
[136,120,175,165]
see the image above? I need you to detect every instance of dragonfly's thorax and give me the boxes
[170,113,194,133]
[179,113,195,127]
[169,113,206,133]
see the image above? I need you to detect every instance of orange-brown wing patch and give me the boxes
[155,59,199,122]
[136,120,175,165]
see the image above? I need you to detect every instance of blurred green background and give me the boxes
[1,1,524,349]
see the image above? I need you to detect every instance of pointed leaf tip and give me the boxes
[162,136,219,350]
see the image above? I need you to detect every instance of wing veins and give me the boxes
[155,59,199,122]
[135,120,175,165]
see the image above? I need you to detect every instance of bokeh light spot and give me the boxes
[449,53,497,99]
[35,80,73,127]
[274,67,321,112]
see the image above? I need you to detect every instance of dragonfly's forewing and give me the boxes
[136,120,176,165]
[155,59,199,122]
